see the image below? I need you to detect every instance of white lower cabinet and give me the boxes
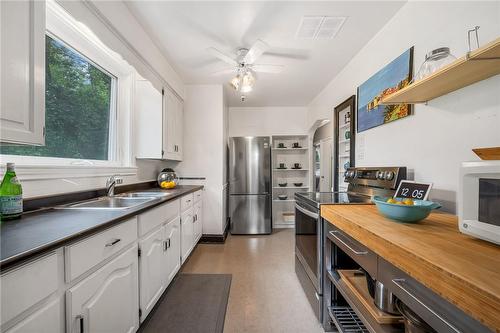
[66,245,139,333]
[193,201,203,243]
[181,208,194,263]
[165,217,181,283]
[138,225,168,322]
[5,298,62,333]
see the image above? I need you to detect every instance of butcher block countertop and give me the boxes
[321,205,500,332]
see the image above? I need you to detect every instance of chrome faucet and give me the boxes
[106,175,123,196]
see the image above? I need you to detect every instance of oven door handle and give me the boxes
[295,204,319,219]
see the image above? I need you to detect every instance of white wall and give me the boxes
[178,85,226,235]
[229,107,309,137]
[308,1,500,212]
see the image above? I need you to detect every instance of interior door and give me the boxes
[67,246,139,333]
[165,217,181,283]
[319,139,333,192]
[138,226,168,321]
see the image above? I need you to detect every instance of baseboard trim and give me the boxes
[200,218,230,243]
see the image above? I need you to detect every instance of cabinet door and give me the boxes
[164,217,181,283]
[5,298,62,333]
[193,201,202,243]
[67,245,139,333]
[135,79,163,159]
[175,97,184,160]
[180,209,194,263]
[0,0,45,145]
[164,90,177,159]
[138,226,168,322]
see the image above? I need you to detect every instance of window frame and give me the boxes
[0,0,136,173]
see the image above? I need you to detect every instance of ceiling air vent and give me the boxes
[296,16,346,40]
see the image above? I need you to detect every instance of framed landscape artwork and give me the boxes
[357,47,414,132]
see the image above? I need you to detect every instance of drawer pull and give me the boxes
[76,315,84,333]
[163,239,171,251]
[105,238,121,247]
[392,278,460,333]
[329,231,368,255]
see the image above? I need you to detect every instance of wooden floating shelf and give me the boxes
[381,37,500,105]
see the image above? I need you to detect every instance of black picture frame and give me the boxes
[333,95,356,193]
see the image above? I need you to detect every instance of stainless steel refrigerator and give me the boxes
[229,136,272,234]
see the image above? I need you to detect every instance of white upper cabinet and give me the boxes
[135,80,183,161]
[164,89,183,161]
[0,0,45,145]
[134,79,164,159]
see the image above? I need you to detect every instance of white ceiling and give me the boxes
[126,1,406,107]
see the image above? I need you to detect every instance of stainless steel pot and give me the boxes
[374,281,400,315]
[396,299,437,333]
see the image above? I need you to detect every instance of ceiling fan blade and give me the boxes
[210,68,236,76]
[251,64,284,73]
[243,39,269,64]
[207,47,238,66]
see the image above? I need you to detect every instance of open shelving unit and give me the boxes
[271,135,309,229]
[381,37,500,104]
[334,96,356,193]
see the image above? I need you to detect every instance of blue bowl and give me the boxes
[372,196,442,223]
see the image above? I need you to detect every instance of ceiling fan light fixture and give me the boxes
[240,71,255,93]
[230,74,241,91]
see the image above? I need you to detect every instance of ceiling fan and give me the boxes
[207,39,284,94]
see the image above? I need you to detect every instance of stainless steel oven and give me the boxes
[294,167,407,328]
[295,199,323,320]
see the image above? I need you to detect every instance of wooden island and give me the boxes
[321,205,500,332]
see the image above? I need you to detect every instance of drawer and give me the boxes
[180,193,194,212]
[377,258,491,333]
[138,199,179,236]
[1,252,59,325]
[194,190,202,203]
[326,225,377,278]
[65,217,137,282]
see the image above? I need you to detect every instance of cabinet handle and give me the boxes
[76,315,84,333]
[105,238,121,247]
[163,238,171,251]
[328,231,368,255]
[392,278,460,333]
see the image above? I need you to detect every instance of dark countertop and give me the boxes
[0,185,203,270]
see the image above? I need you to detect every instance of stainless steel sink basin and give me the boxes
[117,192,171,198]
[59,196,154,210]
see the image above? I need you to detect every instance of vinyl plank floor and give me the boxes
[182,228,325,333]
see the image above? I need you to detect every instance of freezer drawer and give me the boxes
[229,194,271,234]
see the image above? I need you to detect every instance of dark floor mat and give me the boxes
[139,273,232,333]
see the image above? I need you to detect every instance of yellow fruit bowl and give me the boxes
[160,181,176,189]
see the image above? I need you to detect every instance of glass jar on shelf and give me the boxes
[414,47,457,82]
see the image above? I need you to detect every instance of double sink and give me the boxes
[58,191,172,210]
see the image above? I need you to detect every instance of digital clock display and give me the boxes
[394,181,432,200]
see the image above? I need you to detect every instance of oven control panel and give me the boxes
[344,167,407,191]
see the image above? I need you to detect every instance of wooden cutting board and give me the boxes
[338,269,403,324]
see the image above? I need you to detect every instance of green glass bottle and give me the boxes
[0,163,23,220]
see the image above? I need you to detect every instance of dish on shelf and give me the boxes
[283,212,294,223]
[291,167,302,170]
[294,182,303,187]
[278,195,288,200]
[277,143,286,148]
[278,183,287,187]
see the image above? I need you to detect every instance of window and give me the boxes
[0,35,116,161]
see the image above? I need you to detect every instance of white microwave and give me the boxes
[458,160,500,245]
